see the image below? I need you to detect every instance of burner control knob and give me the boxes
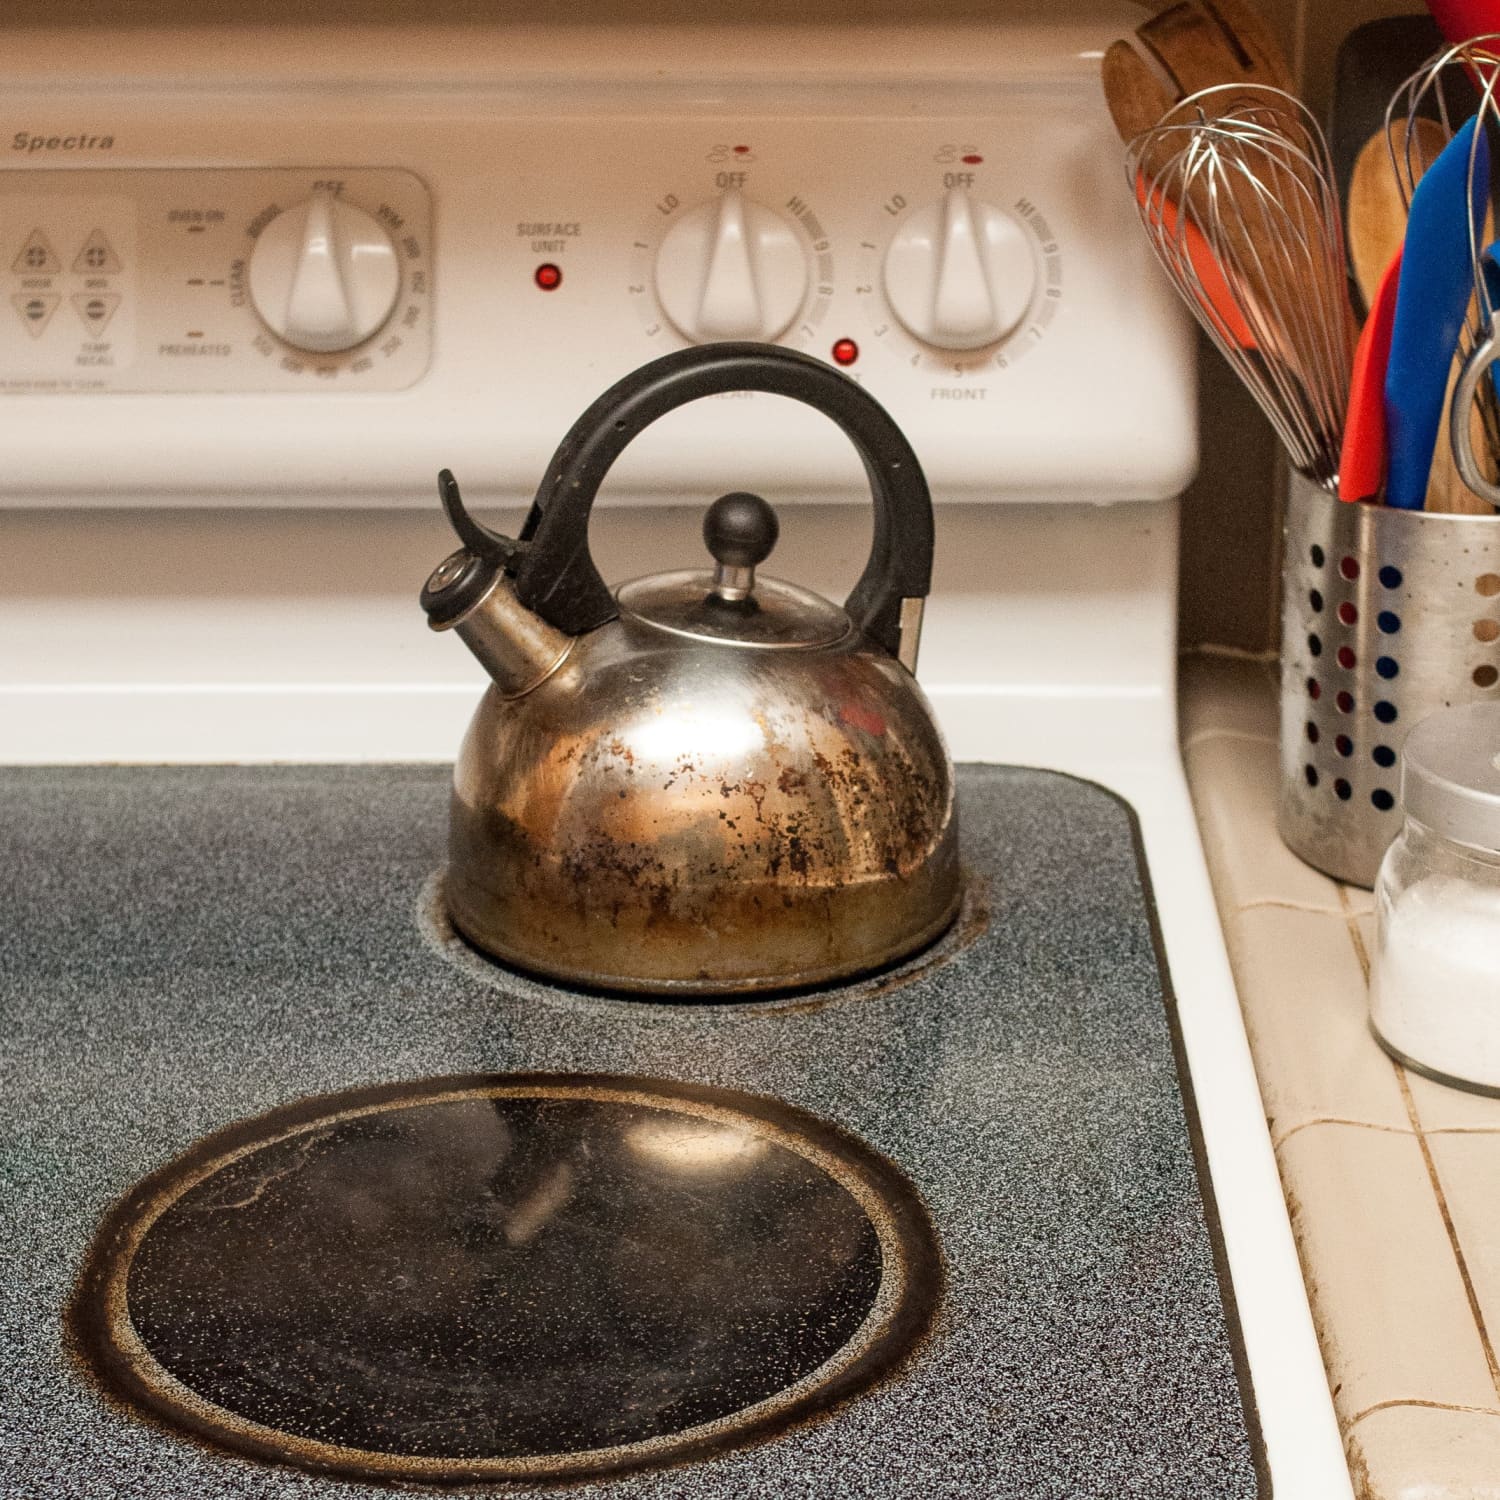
[653,188,809,343]
[248,194,401,354]
[882,187,1035,351]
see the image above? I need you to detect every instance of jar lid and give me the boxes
[1401,703,1500,853]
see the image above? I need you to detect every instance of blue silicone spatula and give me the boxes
[1383,115,1491,509]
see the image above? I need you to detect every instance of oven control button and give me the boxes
[882,187,1034,350]
[653,187,808,342]
[247,193,401,353]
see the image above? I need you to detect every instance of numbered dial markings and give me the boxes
[860,187,1061,374]
[633,183,833,350]
[248,195,400,353]
[236,182,430,380]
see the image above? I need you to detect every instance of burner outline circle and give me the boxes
[72,1072,943,1486]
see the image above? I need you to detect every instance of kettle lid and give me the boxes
[617,492,849,650]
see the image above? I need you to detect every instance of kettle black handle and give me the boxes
[511,342,935,662]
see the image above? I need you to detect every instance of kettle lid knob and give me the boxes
[703,492,779,569]
[703,491,778,604]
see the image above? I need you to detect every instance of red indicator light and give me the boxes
[831,337,859,366]
[962,153,984,164]
[534,262,563,291]
[734,145,751,154]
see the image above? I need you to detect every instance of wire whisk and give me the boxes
[1128,84,1356,491]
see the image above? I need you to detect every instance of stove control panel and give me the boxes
[0,169,430,392]
[0,27,1195,505]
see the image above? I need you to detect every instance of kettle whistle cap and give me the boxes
[421,470,526,628]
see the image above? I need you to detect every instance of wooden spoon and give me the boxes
[1426,344,1496,512]
[1347,117,1446,310]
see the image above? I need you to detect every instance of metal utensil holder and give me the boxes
[1280,472,1500,887]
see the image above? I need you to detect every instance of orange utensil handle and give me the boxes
[1133,171,1257,350]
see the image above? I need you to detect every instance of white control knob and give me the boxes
[882,187,1035,350]
[248,194,401,353]
[654,188,809,342]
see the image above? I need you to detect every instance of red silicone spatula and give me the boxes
[1426,1,1500,43]
[1339,247,1402,501]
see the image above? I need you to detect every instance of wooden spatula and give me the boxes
[1102,0,1294,143]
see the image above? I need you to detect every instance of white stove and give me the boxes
[0,9,1349,1495]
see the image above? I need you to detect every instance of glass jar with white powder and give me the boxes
[1371,703,1500,1094]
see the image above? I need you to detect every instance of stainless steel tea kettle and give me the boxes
[421,342,958,994]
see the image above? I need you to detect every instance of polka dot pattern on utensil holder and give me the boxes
[1475,575,1500,692]
[1296,542,1397,817]
[1282,476,1500,887]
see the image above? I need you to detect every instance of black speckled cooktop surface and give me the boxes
[0,764,1262,1499]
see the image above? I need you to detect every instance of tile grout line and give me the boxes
[1390,1066,1500,1405]
[1273,1118,1411,1150]
[1341,887,1500,1406]
[1346,1397,1500,1431]
[1237,895,1359,918]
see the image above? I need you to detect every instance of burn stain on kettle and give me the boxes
[71,1074,942,1486]
[436,670,961,998]
[419,868,989,1012]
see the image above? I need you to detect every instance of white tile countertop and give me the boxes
[1182,651,1500,1498]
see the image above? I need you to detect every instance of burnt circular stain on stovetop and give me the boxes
[72,1074,941,1485]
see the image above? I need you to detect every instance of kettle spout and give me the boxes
[423,558,573,698]
[419,471,572,698]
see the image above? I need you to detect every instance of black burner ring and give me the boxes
[72,1073,942,1486]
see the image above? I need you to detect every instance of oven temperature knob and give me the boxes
[654,187,808,342]
[882,187,1034,350]
[247,194,401,354]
